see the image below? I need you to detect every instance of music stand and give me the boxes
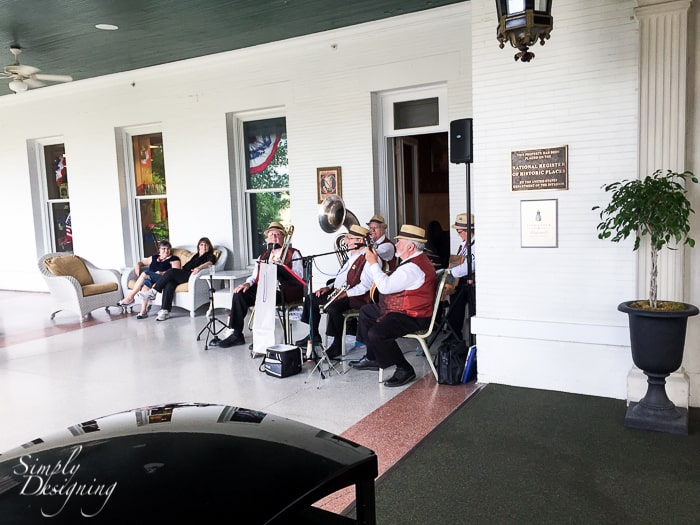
[196,274,228,350]
[296,253,345,388]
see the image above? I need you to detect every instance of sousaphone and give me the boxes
[318,194,359,266]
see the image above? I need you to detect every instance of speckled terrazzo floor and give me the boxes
[0,290,480,516]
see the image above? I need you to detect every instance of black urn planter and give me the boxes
[618,301,699,434]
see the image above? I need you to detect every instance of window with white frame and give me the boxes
[242,116,289,260]
[126,130,169,258]
[42,143,72,253]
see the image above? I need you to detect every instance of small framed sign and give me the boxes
[521,199,558,248]
[317,166,342,203]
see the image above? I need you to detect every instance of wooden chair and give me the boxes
[378,270,449,382]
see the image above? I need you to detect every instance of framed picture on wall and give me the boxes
[317,166,342,203]
[521,199,558,248]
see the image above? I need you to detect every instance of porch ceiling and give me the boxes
[0,0,466,96]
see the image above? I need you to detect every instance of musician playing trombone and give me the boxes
[296,224,373,358]
[219,221,304,348]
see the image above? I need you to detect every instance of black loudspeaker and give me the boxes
[450,118,473,164]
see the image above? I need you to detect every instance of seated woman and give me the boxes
[150,237,217,321]
[118,240,181,319]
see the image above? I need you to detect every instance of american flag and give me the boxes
[65,214,72,243]
[55,156,67,186]
[248,134,281,174]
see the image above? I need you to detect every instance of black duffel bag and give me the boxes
[435,336,469,385]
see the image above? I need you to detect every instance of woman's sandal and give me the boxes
[117,298,135,307]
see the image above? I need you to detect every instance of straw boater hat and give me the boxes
[347,224,370,238]
[366,215,387,227]
[395,224,427,243]
[451,213,475,230]
[264,221,286,236]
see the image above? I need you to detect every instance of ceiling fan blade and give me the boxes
[5,64,39,76]
[33,73,73,83]
[23,77,45,88]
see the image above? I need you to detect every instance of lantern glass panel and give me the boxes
[508,0,525,13]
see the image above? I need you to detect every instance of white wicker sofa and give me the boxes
[38,253,123,320]
[120,245,229,317]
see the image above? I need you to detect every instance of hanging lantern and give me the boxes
[496,0,553,62]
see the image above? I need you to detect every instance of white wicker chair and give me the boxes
[120,245,229,317]
[38,253,123,320]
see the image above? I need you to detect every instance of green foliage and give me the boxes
[252,138,290,230]
[593,169,697,307]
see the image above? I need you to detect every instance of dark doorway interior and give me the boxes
[394,131,451,268]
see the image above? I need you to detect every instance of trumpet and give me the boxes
[321,284,349,313]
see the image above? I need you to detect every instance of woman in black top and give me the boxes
[151,237,217,321]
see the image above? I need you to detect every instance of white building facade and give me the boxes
[2,1,699,404]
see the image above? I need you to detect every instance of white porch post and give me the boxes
[628,0,693,407]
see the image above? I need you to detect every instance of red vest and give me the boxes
[379,253,436,319]
[377,237,397,271]
[346,253,367,287]
[346,253,370,308]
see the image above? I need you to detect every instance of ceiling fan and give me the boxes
[1,46,73,93]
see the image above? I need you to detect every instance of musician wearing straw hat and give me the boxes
[296,224,373,358]
[367,214,397,271]
[219,221,304,348]
[446,212,476,343]
[353,224,437,387]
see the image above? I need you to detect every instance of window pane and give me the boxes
[132,134,166,197]
[51,203,72,253]
[245,117,288,190]
[139,198,169,257]
[393,97,439,129]
[249,191,290,259]
[44,144,68,200]
[130,131,169,258]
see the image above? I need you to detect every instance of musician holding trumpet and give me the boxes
[219,221,304,348]
[296,224,373,358]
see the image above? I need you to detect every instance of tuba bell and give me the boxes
[318,194,359,266]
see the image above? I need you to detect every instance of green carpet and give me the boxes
[372,384,700,524]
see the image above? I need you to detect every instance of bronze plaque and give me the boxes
[511,145,568,191]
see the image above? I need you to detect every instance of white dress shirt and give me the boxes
[334,249,373,297]
[369,252,426,294]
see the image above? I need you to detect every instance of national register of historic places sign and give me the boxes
[511,145,568,191]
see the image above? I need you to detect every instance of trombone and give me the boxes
[279,224,294,262]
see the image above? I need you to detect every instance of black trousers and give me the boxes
[357,303,430,370]
[299,292,354,340]
[446,282,475,343]
[229,284,303,334]
[152,268,191,312]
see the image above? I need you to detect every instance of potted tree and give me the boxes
[594,169,699,434]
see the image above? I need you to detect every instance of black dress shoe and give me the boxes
[384,366,416,387]
[351,357,379,371]
[218,333,246,348]
[325,343,342,359]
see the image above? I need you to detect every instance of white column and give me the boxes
[628,0,693,407]
[635,0,691,303]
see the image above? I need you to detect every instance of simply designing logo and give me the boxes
[13,445,117,518]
